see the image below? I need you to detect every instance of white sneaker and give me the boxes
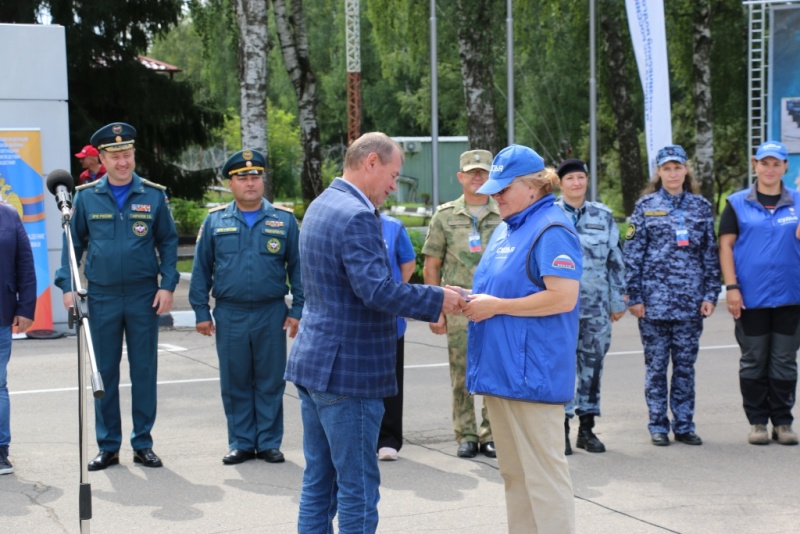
[378,447,398,461]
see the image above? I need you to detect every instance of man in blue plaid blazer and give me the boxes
[285,132,464,533]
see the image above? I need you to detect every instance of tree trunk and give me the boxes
[455,0,500,154]
[272,0,324,203]
[693,0,715,207]
[233,0,272,200]
[600,2,644,216]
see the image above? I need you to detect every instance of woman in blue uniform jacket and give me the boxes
[719,140,800,446]
[459,145,582,534]
[624,145,720,447]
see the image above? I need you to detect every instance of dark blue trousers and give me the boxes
[88,290,159,451]
[213,300,287,451]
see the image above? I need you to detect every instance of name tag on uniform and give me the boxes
[468,231,482,253]
[129,213,153,220]
[644,210,668,217]
[263,228,286,236]
[447,220,470,226]
[214,227,239,234]
[585,224,605,230]
[91,213,113,220]
[676,228,689,247]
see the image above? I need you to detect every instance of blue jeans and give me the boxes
[296,386,384,534]
[0,326,11,448]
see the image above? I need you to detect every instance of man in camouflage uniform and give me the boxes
[555,159,626,455]
[422,149,501,458]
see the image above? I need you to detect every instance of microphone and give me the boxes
[46,169,75,221]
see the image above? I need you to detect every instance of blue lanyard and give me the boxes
[660,189,687,229]
[470,204,487,233]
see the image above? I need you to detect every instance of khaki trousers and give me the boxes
[486,396,575,534]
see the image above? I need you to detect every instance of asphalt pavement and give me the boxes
[2,280,800,533]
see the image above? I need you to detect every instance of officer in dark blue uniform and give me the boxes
[55,122,179,470]
[189,149,304,465]
[624,145,720,447]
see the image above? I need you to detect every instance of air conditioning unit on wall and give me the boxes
[403,141,421,153]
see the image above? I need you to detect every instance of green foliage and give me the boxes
[407,229,426,284]
[170,198,207,235]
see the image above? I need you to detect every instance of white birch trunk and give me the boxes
[693,1,715,206]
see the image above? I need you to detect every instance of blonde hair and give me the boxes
[518,167,560,195]
[641,162,699,196]
[344,132,403,170]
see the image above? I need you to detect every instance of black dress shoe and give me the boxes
[650,433,670,446]
[133,448,163,468]
[223,449,256,465]
[480,441,497,458]
[674,432,703,446]
[457,441,479,458]
[257,449,285,463]
[88,450,119,471]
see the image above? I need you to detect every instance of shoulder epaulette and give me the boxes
[437,201,455,211]
[75,181,99,192]
[140,178,167,191]
[274,205,294,213]
[208,203,229,213]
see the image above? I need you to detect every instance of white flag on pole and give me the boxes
[625,0,672,176]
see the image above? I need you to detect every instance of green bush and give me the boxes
[171,198,207,235]
[408,229,426,284]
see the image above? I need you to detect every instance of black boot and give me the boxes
[576,414,606,453]
[564,417,572,456]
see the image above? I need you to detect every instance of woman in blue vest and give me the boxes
[460,145,582,534]
[719,140,800,446]
[624,145,720,447]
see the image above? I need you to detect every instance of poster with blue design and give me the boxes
[770,5,800,189]
[0,129,53,331]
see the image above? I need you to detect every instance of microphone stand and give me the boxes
[60,208,105,534]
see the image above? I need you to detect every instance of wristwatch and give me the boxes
[726,284,740,291]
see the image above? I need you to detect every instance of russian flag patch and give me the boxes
[552,254,576,270]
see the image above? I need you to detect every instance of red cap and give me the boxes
[74,145,99,158]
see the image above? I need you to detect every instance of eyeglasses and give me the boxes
[492,181,516,197]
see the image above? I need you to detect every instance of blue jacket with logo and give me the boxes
[189,199,304,323]
[467,195,581,404]
[727,184,800,308]
[54,173,179,295]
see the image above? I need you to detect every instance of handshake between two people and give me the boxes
[434,285,500,335]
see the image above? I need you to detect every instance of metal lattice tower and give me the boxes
[345,0,361,145]
[747,1,767,184]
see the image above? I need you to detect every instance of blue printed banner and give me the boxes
[0,129,53,331]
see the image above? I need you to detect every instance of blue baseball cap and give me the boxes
[222,149,266,177]
[755,140,788,161]
[476,145,545,195]
[655,145,687,166]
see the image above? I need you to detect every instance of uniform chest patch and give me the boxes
[585,224,605,230]
[265,220,284,227]
[644,210,668,217]
[91,213,113,219]
[625,224,636,239]
[552,254,576,270]
[214,227,239,234]
[266,238,282,253]
[132,221,149,237]
[131,204,151,212]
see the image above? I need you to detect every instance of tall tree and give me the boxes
[455,0,501,153]
[600,0,645,216]
[272,0,324,203]
[693,0,714,206]
[233,0,272,198]
[0,0,221,199]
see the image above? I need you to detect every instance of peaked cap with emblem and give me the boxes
[222,149,266,177]
[91,122,137,152]
[460,149,493,173]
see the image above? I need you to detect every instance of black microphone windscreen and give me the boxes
[46,169,75,195]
